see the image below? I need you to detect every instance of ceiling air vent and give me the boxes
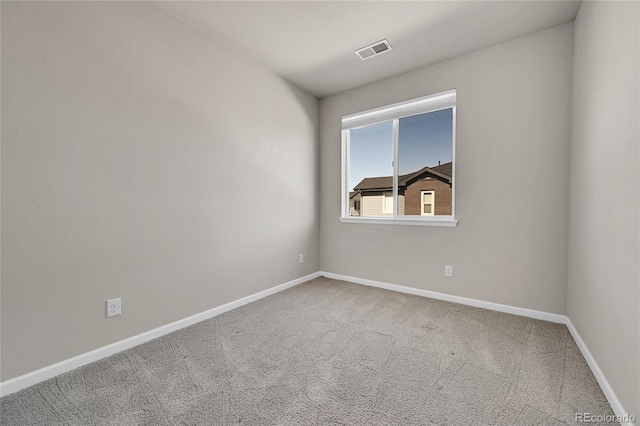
[355,39,392,61]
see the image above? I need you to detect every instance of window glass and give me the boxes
[397,109,453,217]
[348,121,393,217]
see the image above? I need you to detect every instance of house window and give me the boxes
[421,191,435,216]
[382,192,393,214]
[341,89,457,227]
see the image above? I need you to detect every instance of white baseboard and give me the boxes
[1,270,632,426]
[319,271,633,424]
[565,319,634,425]
[0,272,321,398]
[319,271,566,323]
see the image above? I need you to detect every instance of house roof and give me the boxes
[353,162,452,191]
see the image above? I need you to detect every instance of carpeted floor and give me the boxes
[0,277,614,425]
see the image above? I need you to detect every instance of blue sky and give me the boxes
[349,108,453,191]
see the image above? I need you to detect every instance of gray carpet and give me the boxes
[0,277,615,425]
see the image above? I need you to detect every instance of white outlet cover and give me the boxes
[299,254,304,264]
[107,298,121,318]
[444,265,453,277]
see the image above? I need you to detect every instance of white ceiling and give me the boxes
[156,1,581,98]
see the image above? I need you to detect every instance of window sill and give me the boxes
[339,216,458,227]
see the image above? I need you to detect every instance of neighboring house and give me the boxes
[351,162,452,217]
[349,191,362,216]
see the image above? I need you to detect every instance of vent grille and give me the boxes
[355,39,392,61]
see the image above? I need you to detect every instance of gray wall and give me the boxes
[0,2,319,381]
[320,24,573,315]
[568,1,639,417]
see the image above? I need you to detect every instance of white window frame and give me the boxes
[340,89,458,227]
[420,191,435,216]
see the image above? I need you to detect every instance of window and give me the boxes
[382,193,393,214]
[341,89,457,227]
[421,191,435,216]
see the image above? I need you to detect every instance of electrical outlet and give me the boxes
[299,253,304,264]
[107,298,121,318]
[444,265,453,277]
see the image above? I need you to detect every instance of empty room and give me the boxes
[1,1,638,425]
